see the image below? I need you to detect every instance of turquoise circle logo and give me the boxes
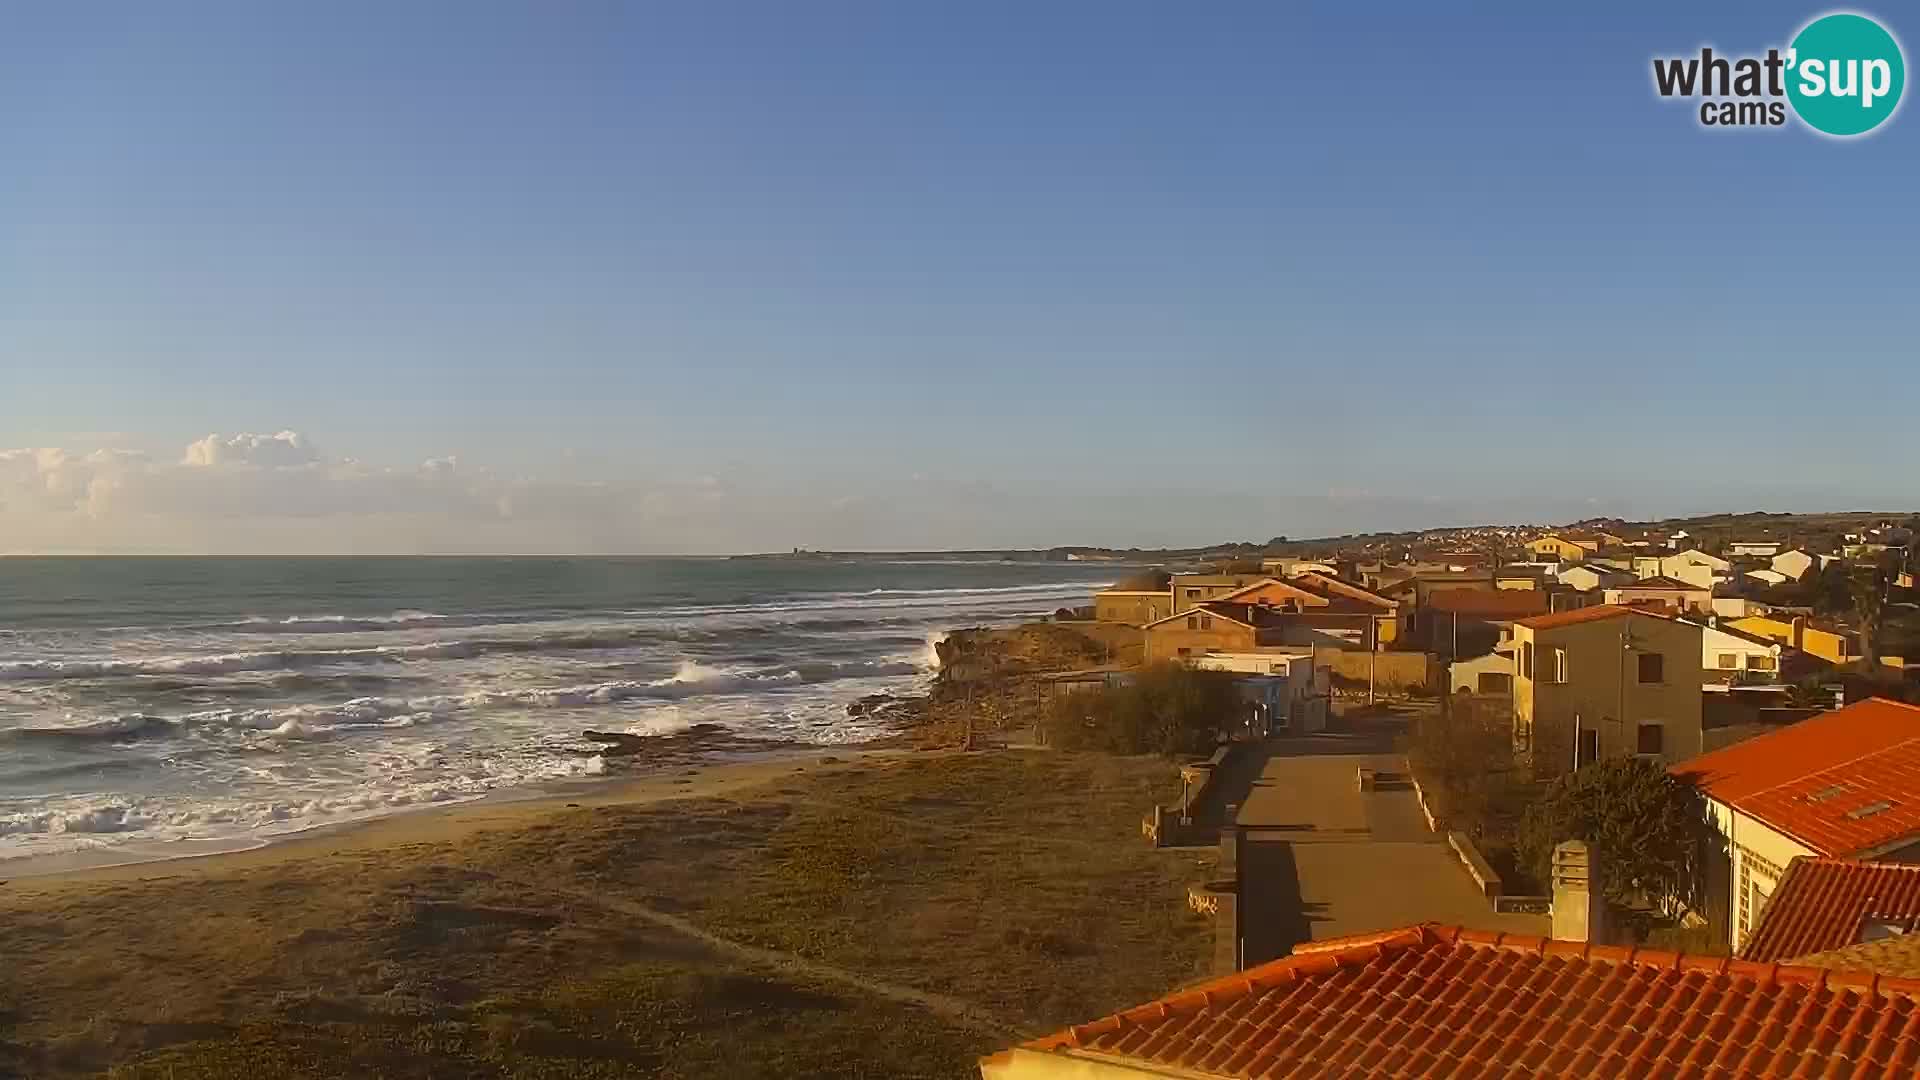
[1787,13,1905,136]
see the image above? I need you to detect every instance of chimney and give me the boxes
[1791,615,1806,651]
[1552,840,1607,944]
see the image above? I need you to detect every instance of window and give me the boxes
[1637,652,1664,684]
[1751,655,1776,671]
[1636,723,1664,756]
[1177,647,1192,657]
[1550,646,1568,684]
[1186,615,1200,630]
[1198,615,1213,630]
[1184,588,1201,599]
[1718,653,1738,669]
[1521,641,1534,679]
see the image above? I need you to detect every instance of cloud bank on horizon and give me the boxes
[0,430,1886,556]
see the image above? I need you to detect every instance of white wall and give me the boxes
[1707,798,1818,953]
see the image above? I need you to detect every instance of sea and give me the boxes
[0,557,1114,872]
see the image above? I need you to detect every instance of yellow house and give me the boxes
[1726,615,1860,665]
[1525,535,1588,563]
[1511,605,1703,778]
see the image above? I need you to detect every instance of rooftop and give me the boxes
[1513,604,1661,631]
[1743,859,1920,964]
[1676,699,1920,857]
[989,923,1920,1079]
[1620,575,1708,590]
[1424,588,1551,619]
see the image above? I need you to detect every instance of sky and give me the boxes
[2,2,1915,554]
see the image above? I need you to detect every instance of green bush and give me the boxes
[1516,757,1719,919]
[1042,662,1239,757]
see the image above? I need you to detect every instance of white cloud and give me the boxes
[182,430,320,468]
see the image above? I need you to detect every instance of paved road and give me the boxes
[1230,725,1547,967]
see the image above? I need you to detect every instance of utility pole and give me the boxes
[1367,615,1378,707]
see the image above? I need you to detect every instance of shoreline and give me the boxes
[0,743,916,896]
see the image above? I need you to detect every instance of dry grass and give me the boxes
[0,752,1211,1079]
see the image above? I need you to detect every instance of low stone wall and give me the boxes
[1314,648,1431,694]
[1447,830,1503,902]
[1145,743,1238,848]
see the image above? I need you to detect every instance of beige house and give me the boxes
[1091,588,1171,626]
[1511,605,1703,777]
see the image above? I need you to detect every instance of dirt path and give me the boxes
[506,876,1027,1040]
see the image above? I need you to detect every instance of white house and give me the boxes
[1190,651,1329,734]
[1769,550,1815,581]
[1712,596,1770,619]
[1558,564,1631,593]
[1728,541,1783,557]
[1638,550,1729,589]
[1680,699,1920,952]
[1744,568,1789,587]
[1698,621,1783,681]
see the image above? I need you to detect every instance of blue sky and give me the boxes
[1,3,1914,553]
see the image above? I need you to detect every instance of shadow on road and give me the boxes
[1239,838,1327,966]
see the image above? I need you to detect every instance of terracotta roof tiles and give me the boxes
[1743,859,1920,963]
[1673,699,1920,856]
[995,924,1920,1079]
[1513,604,1653,630]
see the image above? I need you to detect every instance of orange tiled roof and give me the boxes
[1620,575,1707,591]
[1743,858,1920,963]
[1513,603,1647,630]
[998,924,1920,1079]
[1674,699,1920,856]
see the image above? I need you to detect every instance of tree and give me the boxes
[1043,662,1240,757]
[1849,554,1897,670]
[1408,694,1526,842]
[1517,757,1719,919]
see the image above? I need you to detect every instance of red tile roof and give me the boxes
[995,924,1920,1079]
[1675,699,1920,856]
[1743,859,1920,963]
[1514,603,1647,630]
[1424,588,1551,619]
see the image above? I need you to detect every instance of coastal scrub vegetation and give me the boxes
[3,752,1210,1079]
[1041,662,1239,757]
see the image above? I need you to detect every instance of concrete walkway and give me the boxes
[1229,720,1547,967]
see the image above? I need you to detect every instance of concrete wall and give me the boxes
[1314,647,1430,693]
[1705,798,1818,953]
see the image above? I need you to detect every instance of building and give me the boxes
[1729,540,1784,557]
[1191,651,1329,734]
[1740,859,1920,963]
[1697,620,1784,683]
[979,923,1920,1079]
[1493,565,1549,590]
[1408,587,1550,661]
[1675,698,1920,952]
[1727,614,1862,665]
[1511,606,1703,776]
[1168,573,1268,615]
[1744,568,1790,587]
[1604,575,1712,615]
[1141,603,1274,662]
[1557,563,1631,593]
[1092,587,1171,626]
[1636,549,1732,589]
[1447,648,1515,695]
[1525,534,1588,562]
[1206,577,1331,612]
[1770,549,1820,581]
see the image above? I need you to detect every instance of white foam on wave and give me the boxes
[7,657,929,744]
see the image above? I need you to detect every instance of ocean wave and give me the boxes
[0,753,607,847]
[0,610,961,683]
[3,658,929,744]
